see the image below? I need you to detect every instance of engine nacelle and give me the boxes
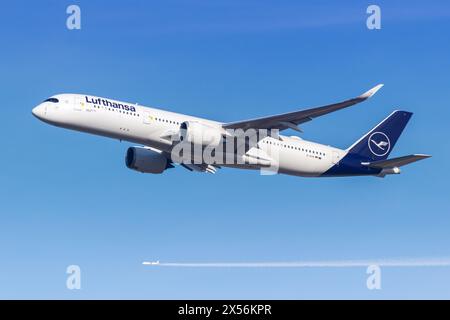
[125,147,170,174]
[179,121,222,147]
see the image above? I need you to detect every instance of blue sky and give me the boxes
[1,0,450,299]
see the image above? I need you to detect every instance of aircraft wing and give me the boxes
[362,154,431,168]
[222,84,384,132]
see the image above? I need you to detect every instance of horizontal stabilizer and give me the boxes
[362,154,431,169]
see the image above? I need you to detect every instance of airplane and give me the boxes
[142,261,160,266]
[32,84,430,178]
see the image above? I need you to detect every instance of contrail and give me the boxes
[142,258,450,268]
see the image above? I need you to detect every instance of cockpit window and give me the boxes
[43,98,59,103]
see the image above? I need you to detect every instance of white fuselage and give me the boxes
[32,94,348,177]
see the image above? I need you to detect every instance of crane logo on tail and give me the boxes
[368,132,391,157]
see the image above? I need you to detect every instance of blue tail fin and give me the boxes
[347,110,413,160]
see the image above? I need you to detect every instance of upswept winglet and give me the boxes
[360,84,384,99]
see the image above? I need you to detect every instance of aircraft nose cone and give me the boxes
[32,104,45,120]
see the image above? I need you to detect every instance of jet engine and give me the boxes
[125,147,172,174]
[179,121,222,147]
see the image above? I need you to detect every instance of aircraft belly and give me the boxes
[278,150,333,177]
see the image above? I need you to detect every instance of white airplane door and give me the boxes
[332,151,341,165]
[143,111,153,124]
[74,96,84,111]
